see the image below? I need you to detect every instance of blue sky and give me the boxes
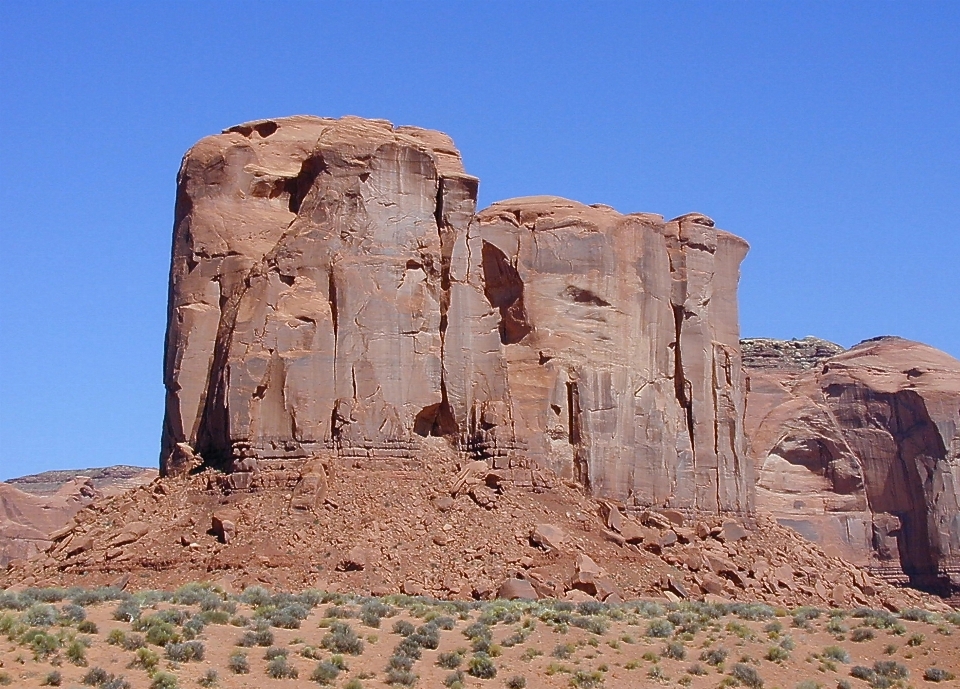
[1,2,958,480]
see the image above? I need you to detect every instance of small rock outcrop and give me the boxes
[161,115,753,514]
[745,336,960,594]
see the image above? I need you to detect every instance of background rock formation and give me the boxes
[745,336,960,593]
[161,116,752,514]
[0,467,155,567]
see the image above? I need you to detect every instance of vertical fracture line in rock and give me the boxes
[672,303,696,466]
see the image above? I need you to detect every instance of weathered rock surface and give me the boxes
[744,336,960,593]
[0,478,100,566]
[161,115,752,514]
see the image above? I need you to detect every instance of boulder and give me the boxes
[530,524,567,552]
[497,577,539,600]
[211,510,239,544]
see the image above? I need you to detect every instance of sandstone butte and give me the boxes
[744,335,960,596]
[6,116,958,609]
[161,115,752,515]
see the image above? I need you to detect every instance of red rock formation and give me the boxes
[161,116,752,515]
[745,336,960,593]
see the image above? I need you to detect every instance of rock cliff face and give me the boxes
[161,115,752,514]
[744,336,960,592]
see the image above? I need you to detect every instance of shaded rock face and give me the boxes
[745,336,960,591]
[162,115,752,514]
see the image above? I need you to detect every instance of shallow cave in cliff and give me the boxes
[413,401,458,437]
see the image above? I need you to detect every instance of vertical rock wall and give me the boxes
[162,116,753,515]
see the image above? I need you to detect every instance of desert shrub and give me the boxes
[731,602,775,621]
[23,603,58,627]
[822,645,850,663]
[506,675,527,689]
[112,600,141,623]
[239,585,272,607]
[386,668,418,686]
[165,640,204,662]
[795,681,821,689]
[103,677,133,689]
[664,641,686,660]
[227,651,249,674]
[150,671,178,689]
[851,608,898,629]
[344,679,363,689]
[571,614,609,635]
[264,646,289,660]
[267,655,299,679]
[433,615,456,630]
[409,622,441,649]
[67,638,89,665]
[850,666,875,681]
[70,586,127,607]
[850,628,875,642]
[322,621,364,654]
[77,619,99,634]
[792,607,821,628]
[727,621,756,639]
[577,600,606,616]
[395,637,424,660]
[198,668,219,687]
[827,617,848,635]
[730,663,763,689]
[872,660,908,679]
[268,602,311,629]
[41,670,63,686]
[899,608,933,623]
[438,649,465,668]
[132,647,160,673]
[82,667,111,686]
[310,660,342,684]
[553,642,575,659]
[0,672,10,686]
[907,632,925,646]
[570,670,604,688]
[181,616,204,639]
[393,619,416,636]
[700,647,728,666]
[389,654,415,671]
[237,626,274,647]
[646,618,674,638]
[22,628,60,660]
[924,667,956,682]
[123,633,146,650]
[765,645,789,662]
[60,602,87,623]
[687,663,709,676]
[198,609,229,625]
[106,628,126,645]
[467,652,497,679]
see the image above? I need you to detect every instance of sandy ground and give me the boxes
[1,586,957,688]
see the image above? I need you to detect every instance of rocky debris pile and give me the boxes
[744,336,960,597]
[2,443,946,613]
[162,115,752,514]
[0,478,102,567]
[741,336,845,371]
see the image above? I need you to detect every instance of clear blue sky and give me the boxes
[1,2,958,480]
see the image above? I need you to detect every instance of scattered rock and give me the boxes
[497,577,539,600]
[530,524,567,552]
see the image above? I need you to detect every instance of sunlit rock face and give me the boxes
[745,336,960,589]
[161,115,753,514]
